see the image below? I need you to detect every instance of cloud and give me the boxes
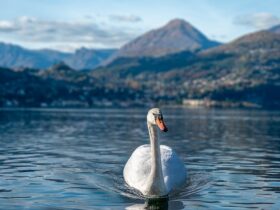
[0,16,140,48]
[234,12,280,29]
[109,14,142,23]
[0,20,16,31]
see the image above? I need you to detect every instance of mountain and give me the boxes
[64,48,116,70]
[94,30,280,108]
[99,30,280,83]
[171,30,280,94]
[37,62,87,82]
[1,21,280,108]
[269,24,280,34]
[162,30,280,107]
[106,19,220,63]
[0,42,116,70]
[93,51,196,79]
[0,19,218,69]
[0,42,68,69]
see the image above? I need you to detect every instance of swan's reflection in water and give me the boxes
[126,197,184,210]
[113,172,208,210]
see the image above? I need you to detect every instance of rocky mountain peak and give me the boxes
[105,18,220,63]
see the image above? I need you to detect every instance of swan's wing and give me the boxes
[123,144,151,192]
[124,145,187,194]
[160,145,187,193]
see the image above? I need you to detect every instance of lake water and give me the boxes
[0,108,280,209]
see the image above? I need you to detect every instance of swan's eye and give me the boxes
[153,113,162,120]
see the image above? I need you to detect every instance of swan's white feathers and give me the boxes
[123,144,187,194]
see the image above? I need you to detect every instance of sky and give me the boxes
[0,0,279,52]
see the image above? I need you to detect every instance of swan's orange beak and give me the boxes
[156,118,168,132]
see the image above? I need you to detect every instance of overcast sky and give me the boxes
[0,0,279,52]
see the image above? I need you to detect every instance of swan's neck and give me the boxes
[145,122,167,196]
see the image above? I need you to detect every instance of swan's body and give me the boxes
[124,144,186,195]
[123,108,187,197]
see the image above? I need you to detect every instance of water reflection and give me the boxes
[126,197,184,210]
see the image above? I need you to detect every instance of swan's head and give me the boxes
[147,108,168,132]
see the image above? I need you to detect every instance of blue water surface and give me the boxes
[0,108,280,209]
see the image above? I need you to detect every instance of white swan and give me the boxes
[123,108,187,197]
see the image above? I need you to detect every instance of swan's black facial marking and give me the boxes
[153,113,168,132]
[153,113,163,121]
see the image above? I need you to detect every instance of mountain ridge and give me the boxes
[92,29,280,108]
[269,24,280,34]
[105,19,220,64]
[0,42,117,70]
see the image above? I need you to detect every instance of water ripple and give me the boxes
[0,108,280,209]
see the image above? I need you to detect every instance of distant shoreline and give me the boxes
[1,103,279,110]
